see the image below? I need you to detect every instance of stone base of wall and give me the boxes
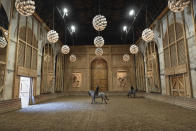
[144,93,196,110]
[0,99,21,114]
[34,93,65,104]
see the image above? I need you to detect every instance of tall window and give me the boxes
[162,12,191,97]
[18,17,38,70]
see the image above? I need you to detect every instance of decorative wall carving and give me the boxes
[117,71,127,88]
[72,73,82,88]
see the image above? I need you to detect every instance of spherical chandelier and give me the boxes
[123,54,130,62]
[168,0,190,13]
[0,37,7,48]
[94,36,104,48]
[142,28,154,42]
[61,45,70,54]
[15,0,35,16]
[70,54,77,63]
[130,44,139,54]
[92,15,107,31]
[47,30,59,44]
[95,48,103,56]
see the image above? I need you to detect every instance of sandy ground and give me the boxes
[0,96,196,131]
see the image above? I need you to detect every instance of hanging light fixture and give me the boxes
[0,37,7,48]
[15,0,35,16]
[130,44,139,54]
[92,15,107,31]
[142,28,154,42]
[95,48,103,56]
[47,30,59,43]
[70,54,77,63]
[94,36,104,48]
[142,4,154,43]
[123,54,130,62]
[47,0,59,44]
[168,0,190,12]
[61,45,70,54]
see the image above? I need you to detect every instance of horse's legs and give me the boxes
[104,98,107,104]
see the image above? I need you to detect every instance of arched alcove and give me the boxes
[91,58,108,91]
[136,52,146,91]
[145,42,161,93]
[55,53,64,92]
[41,44,54,94]
[163,21,191,97]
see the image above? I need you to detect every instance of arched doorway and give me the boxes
[91,58,108,91]
[145,42,161,93]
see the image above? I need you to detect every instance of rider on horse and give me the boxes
[94,86,100,99]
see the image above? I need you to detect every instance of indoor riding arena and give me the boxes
[0,0,196,131]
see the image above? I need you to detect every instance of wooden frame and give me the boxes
[13,13,38,98]
[135,52,146,91]
[55,53,64,92]
[145,42,161,93]
[162,10,192,98]
[41,44,54,94]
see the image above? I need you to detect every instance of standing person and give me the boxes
[128,86,135,98]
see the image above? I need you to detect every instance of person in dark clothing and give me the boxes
[94,86,99,100]
[128,86,136,98]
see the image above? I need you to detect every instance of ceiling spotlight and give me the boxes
[129,9,135,16]
[123,26,127,32]
[71,25,75,33]
[63,8,68,16]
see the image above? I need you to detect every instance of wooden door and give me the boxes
[170,74,186,97]
[91,59,108,91]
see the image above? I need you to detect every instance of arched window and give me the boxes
[145,42,161,93]
[17,17,38,70]
[41,44,54,93]
[162,12,191,97]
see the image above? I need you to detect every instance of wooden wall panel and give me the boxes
[41,44,54,94]
[55,54,64,92]
[145,42,161,93]
[136,52,146,91]
[13,16,38,98]
[162,11,192,98]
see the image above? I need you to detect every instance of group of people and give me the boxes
[93,85,137,98]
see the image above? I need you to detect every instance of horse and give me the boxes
[88,90,109,104]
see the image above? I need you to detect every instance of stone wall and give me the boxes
[1,0,61,100]
[137,4,196,98]
[64,45,136,92]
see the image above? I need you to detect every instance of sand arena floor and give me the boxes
[0,96,196,131]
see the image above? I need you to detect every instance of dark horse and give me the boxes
[88,90,109,104]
